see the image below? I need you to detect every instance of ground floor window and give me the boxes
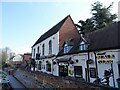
[46,62,51,72]
[74,66,83,78]
[89,67,96,78]
[59,65,68,77]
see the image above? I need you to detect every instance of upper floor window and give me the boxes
[37,46,39,53]
[49,40,52,55]
[64,42,73,53]
[79,41,88,51]
[34,48,35,57]
[42,44,45,56]
[36,53,40,60]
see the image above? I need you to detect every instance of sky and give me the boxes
[1,0,119,54]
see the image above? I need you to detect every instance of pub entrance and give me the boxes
[56,57,71,77]
[59,65,68,77]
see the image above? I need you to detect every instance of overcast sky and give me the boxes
[1,0,119,54]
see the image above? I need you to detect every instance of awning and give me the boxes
[56,57,71,62]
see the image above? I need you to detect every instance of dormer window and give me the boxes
[64,42,73,53]
[79,41,88,51]
[64,44,68,53]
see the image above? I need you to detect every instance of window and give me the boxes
[64,43,73,53]
[49,40,52,54]
[36,54,40,60]
[37,46,39,53]
[74,66,83,78]
[34,48,35,58]
[79,41,88,51]
[42,44,45,56]
[38,61,42,70]
[89,68,96,78]
[64,44,68,53]
[32,48,33,57]
[46,62,51,72]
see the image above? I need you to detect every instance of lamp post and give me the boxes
[111,63,115,87]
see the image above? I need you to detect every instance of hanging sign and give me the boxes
[97,54,115,64]
[98,60,113,64]
[97,54,115,59]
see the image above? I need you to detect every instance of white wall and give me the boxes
[71,53,88,79]
[13,54,23,61]
[36,58,54,74]
[32,32,59,58]
[69,49,120,88]
[89,49,120,87]
[53,64,59,76]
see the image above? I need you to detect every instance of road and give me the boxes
[7,75,27,90]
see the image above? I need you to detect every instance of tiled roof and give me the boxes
[57,21,120,56]
[32,15,70,47]
[87,21,120,51]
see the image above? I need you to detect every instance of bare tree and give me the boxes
[0,47,11,69]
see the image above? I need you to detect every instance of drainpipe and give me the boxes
[87,51,90,82]
[94,52,98,80]
[52,56,57,75]
[111,63,115,87]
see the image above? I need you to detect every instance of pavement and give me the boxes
[7,75,27,90]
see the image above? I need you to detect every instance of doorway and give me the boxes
[59,65,68,77]
[74,66,83,78]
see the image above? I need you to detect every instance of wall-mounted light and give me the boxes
[53,61,56,65]
[87,59,94,64]
[76,59,79,63]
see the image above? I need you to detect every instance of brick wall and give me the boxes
[13,68,118,90]
[59,16,80,49]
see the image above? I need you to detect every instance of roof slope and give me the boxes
[87,21,120,51]
[57,21,120,56]
[32,15,70,47]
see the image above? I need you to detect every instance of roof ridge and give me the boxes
[40,15,70,37]
[86,22,118,35]
[32,15,70,47]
